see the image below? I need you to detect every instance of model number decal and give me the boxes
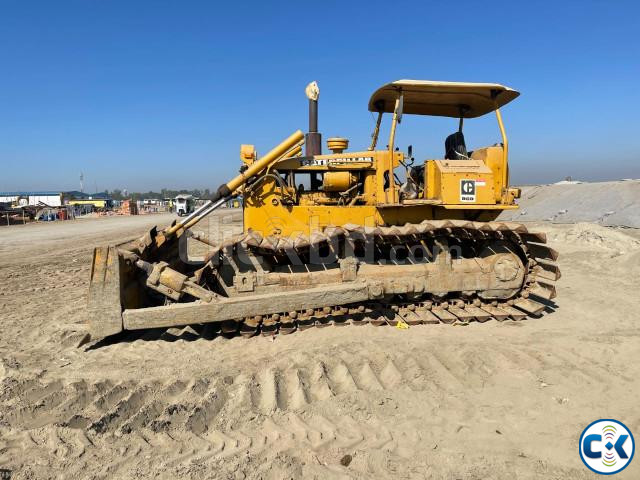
[460,179,476,202]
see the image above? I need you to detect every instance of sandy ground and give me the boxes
[1,212,639,479]
[498,180,640,228]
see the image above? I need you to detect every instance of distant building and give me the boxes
[142,198,165,206]
[67,198,112,209]
[65,191,113,209]
[0,191,63,207]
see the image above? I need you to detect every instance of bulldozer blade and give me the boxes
[87,246,125,339]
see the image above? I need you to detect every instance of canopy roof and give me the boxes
[368,80,519,118]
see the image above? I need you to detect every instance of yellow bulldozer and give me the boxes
[87,79,559,340]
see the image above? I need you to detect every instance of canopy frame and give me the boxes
[368,80,520,119]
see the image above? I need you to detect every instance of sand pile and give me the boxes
[547,222,640,254]
[499,180,640,227]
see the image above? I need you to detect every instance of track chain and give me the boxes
[196,220,560,338]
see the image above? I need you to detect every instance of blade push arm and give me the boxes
[165,130,305,235]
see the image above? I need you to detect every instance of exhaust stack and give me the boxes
[305,81,321,156]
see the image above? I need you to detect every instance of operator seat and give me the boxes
[444,131,468,160]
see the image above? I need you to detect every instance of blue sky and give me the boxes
[1,0,638,192]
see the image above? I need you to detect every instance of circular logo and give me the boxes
[579,419,635,475]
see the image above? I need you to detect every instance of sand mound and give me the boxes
[499,180,640,227]
[548,223,640,253]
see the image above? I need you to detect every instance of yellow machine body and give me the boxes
[241,80,522,237]
[243,153,513,236]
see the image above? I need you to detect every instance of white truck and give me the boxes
[174,194,195,216]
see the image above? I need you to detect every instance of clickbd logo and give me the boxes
[579,419,635,474]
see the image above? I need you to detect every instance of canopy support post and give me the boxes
[495,107,508,200]
[387,96,401,204]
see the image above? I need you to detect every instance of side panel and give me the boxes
[430,160,496,205]
[242,152,506,237]
[471,145,505,202]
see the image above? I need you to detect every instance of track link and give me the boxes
[193,220,560,338]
